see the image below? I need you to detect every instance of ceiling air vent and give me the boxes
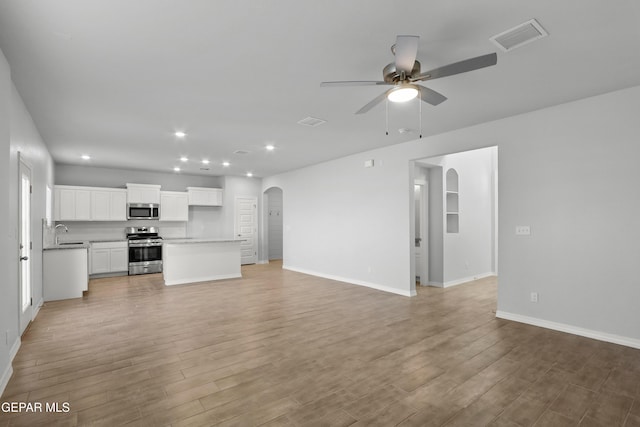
[490,19,548,52]
[233,150,250,155]
[297,116,326,127]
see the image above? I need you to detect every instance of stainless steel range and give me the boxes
[126,226,163,275]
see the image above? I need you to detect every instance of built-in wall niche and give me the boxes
[446,168,459,233]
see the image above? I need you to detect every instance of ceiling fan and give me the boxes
[321,35,497,114]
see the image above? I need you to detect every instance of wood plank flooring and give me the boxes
[1,261,640,426]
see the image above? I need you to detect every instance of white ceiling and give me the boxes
[1,1,639,178]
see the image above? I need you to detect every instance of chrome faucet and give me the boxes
[54,224,68,245]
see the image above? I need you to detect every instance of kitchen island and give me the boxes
[163,238,244,286]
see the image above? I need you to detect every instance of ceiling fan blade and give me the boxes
[355,90,391,115]
[320,81,389,87]
[418,85,447,106]
[394,35,419,75]
[413,52,497,82]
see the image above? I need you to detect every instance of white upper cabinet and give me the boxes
[55,185,126,221]
[187,187,223,206]
[55,186,91,221]
[160,191,189,221]
[91,189,127,221]
[126,183,161,204]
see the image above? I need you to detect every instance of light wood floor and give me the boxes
[2,262,640,426]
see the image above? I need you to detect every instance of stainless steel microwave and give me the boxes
[127,203,160,220]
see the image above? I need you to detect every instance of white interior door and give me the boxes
[235,197,257,265]
[414,182,428,285]
[19,158,33,334]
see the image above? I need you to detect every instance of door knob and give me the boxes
[20,256,29,261]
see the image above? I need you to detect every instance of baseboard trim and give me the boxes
[0,363,12,398]
[283,265,415,297]
[1,337,21,398]
[33,298,44,319]
[496,311,640,350]
[10,337,20,362]
[443,272,496,288]
[164,273,242,286]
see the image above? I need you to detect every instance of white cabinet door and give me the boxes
[127,184,161,204]
[75,190,92,220]
[187,187,223,206]
[110,247,128,272]
[91,190,111,220]
[160,191,189,221]
[57,188,76,220]
[56,187,92,221]
[91,248,110,274]
[91,242,128,274]
[110,191,127,220]
[58,186,128,222]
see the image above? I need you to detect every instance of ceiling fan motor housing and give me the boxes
[383,60,421,83]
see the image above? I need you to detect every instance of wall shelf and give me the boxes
[446,169,459,233]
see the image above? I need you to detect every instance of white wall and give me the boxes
[9,84,55,312]
[55,164,223,190]
[0,49,55,396]
[264,151,414,296]
[0,44,15,397]
[263,85,640,345]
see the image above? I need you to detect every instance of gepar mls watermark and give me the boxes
[1,401,70,413]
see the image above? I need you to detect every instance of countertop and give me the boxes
[43,242,90,251]
[163,238,244,244]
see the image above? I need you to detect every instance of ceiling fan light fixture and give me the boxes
[388,85,418,103]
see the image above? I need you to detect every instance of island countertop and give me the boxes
[43,242,90,250]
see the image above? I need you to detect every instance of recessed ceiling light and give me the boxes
[81,154,91,160]
[180,156,188,162]
[202,159,210,165]
[222,161,230,167]
[174,131,186,138]
[265,144,275,151]
[246,172,253,177]
[173,167,180,172]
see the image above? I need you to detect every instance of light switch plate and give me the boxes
[515,225,531,235]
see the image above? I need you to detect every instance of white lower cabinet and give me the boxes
[44,248,89,301]
[90,241,128,274]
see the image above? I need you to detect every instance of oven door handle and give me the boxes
[129,243,163,248]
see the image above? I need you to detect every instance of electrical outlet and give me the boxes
[516,225,531,235]
[530,292,539,303]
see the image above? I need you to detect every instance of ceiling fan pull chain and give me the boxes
[419,91,422,138]
[385,98,389,135]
